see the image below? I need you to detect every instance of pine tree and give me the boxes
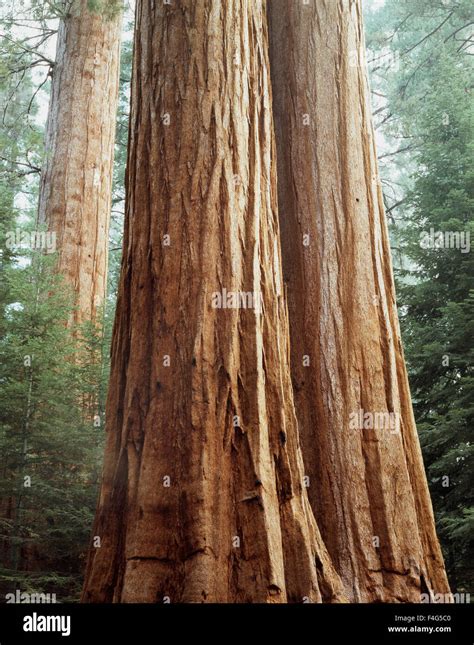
[0,252,104,601]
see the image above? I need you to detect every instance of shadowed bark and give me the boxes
[268,0,450,602]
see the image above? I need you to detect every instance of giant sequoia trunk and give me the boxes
[82,0,344,603]
[268,0,450,602]
[38,0,121,325]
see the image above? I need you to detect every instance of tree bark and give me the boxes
[268,0,450,602]
[38,0,122,325]
[81,0,344,603]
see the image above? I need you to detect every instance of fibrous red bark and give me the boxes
[82,0,344,603]
[268,0,450,602]
[38,0,122,325]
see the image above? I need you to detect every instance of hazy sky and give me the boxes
[365,0,386,8]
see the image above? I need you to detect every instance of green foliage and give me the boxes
[0,37,44,340]
[0,252,106,602]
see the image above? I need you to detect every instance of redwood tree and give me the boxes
[38,0,122,325]
[81,0,344,603]
[268,0,450,602]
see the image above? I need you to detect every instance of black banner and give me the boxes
[0,602,472,642]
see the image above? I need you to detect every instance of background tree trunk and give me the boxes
[81,0,344,603]
[38,0,122,325]
[268,0,450,602]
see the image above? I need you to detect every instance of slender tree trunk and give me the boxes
[38,0,122,325]
[82,0,345,603]
[10,372,32,572]
[268,0,450,602]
